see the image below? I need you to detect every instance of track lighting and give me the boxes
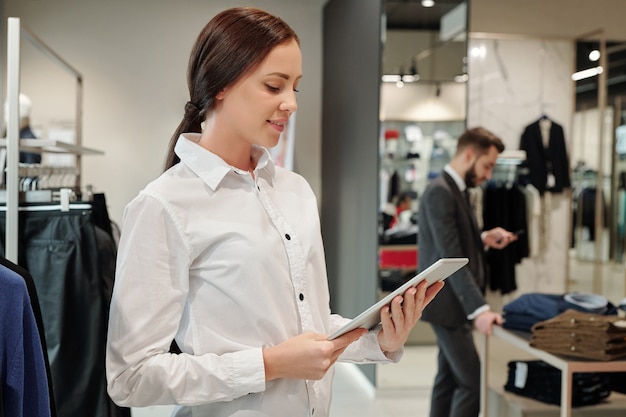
[382,60,419,86]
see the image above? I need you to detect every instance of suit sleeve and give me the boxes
[420,182,486,317]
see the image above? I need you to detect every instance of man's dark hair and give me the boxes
[456,127,505,156]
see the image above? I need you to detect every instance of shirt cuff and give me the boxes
[363,328,403,363]
[468,304,490,320]
[232,347,266,398]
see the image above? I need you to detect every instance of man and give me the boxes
[418,127,517,417]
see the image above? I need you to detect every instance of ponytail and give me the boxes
[163,101,204,171]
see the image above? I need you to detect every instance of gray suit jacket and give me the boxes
[418,171,486,327]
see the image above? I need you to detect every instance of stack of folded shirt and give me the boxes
[504,360,611,406]
[502,292,617,332]
[530,309,626,360]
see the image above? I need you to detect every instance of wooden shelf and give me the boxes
[480,326,626,417]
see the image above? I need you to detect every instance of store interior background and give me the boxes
[2,0,626,415]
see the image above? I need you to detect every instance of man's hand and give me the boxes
[377,280,444,353]
[263,328,367,381]
[482,227,517,250]
[474,310,503,336]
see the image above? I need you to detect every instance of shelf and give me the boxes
[0,138,104,155]
[480,326,626,417]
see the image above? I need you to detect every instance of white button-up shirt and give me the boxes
[106,134,397,417]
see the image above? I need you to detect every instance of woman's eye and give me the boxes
[266,84,280,93]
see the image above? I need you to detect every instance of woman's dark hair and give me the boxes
[455,126,505,156]
[164,7,299,170]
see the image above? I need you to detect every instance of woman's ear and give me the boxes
[215,88,227,100]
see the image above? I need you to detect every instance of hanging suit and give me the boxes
[520,119,571,195]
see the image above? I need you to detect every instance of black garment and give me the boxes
[482,184,529,294]
[18,125,42,164]
[388,170,400,203]
[577,187,607,241]
[0,207,128,417]
[505,360,611,407]
[91,193,114,241]
[0,257,56,417]
[606,372,626,394]
[520,118,571,195]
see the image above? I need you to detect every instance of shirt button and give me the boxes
[285,234,291,240]
[299,293,304,301]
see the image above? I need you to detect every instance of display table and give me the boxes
[479,326,626,417]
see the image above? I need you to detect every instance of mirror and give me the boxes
[571,36,626,292]
[377,1,468,348]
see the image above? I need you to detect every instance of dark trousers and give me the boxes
[0,208,129,417]
[429,322,481,417]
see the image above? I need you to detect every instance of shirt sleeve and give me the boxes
[467,304,490,320]
[106,193,266,407]
[329,315,402,364]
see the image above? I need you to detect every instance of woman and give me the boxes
[105,7,443,416]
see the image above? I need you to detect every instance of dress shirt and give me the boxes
[106,133,398,417]
[442,164,489,321]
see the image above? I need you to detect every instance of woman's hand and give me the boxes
[377,279,444,354]
[263,328,367,381]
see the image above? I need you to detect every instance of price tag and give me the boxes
[514,362,528,388]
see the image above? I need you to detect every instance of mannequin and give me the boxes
[3,93,42,164]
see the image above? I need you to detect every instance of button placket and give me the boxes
[255,185,313,331]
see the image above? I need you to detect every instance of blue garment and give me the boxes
[0,264,51,417]
[502,292,617,332]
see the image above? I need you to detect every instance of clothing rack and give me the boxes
[491,150,528,188]
[4,17,103,262]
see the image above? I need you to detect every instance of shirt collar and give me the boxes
[174,133,276,190]
[444,164,466,192]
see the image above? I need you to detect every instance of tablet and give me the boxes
[327,257,468,340]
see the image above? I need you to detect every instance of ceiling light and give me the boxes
[571,66,603,81]
[421,0,435,7]
[588,49,600,62]
[454,74,469,83]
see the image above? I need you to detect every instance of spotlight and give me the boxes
[571,66,603,81]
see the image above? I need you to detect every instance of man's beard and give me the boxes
[464,162,477,188]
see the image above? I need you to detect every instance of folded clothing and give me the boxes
[530,309,626,361]
[503,292,617,333]
[504,360,611,407]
